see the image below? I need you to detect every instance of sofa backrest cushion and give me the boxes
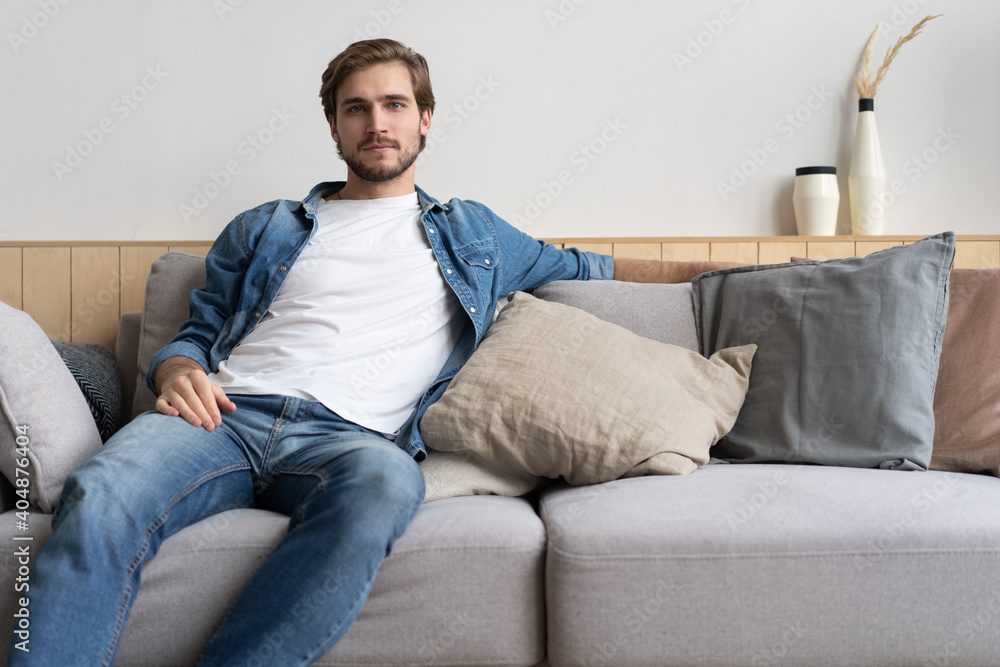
[132,252,206,419]
[533,279,699,350]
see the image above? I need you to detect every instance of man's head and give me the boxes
[319,39,434,187]
[320,39,435,129]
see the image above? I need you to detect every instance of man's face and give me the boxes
[330,61,431,184]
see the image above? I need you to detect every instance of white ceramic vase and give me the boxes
[848,98,886,235]
[793,166,839,235]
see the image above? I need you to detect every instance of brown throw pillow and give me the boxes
[931,269,1000,475]
[420,292,756,485]
[622,260,747,283]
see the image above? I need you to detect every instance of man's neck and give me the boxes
[335,172,416,201]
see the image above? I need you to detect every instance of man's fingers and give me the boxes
[214,385,238,415]
[155,393,206,429]
[192,377,223,427]
[157,371,221,431]
[154,395,180,418]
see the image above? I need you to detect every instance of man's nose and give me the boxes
[368,108,388,134]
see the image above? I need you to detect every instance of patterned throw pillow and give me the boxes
[50,341,123,442]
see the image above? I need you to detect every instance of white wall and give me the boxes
[2,0,996,241]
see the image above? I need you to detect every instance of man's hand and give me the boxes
[154,356,236,432]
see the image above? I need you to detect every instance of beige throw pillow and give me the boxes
[420,292,756,485]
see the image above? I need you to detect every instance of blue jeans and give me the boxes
[9,394,425,666]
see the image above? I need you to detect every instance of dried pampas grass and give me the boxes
[854,14,942,99]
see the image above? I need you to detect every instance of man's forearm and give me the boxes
[612,258,745,284]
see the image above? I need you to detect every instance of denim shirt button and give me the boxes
[254,311,261,318]
[279,265,288,272]
[428,228,435,234]
[446,269,453,274]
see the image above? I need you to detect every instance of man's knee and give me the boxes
[351,445,425,507]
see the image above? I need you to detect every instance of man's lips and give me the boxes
[363,142,397,153]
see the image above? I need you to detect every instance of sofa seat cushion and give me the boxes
[540,464,1000,667]
[0,495,546,666]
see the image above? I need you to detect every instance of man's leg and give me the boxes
[197,399,425,667]
[9,410,255,667]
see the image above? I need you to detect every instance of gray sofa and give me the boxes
[2,250,1000,666]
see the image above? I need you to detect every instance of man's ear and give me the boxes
[328,115,339,143]
[420,108,431,137]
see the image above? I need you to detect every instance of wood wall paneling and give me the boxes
[661,242,710,262]
[806,241,856,261]
[954,240,1000,270]
[0,248,22,309]
[71,246,121,348]
[710,242,758,264]
[22,247,71,341]
[611,243,661,261]
[757,242,807,265]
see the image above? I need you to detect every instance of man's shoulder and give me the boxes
[237,197,305,223]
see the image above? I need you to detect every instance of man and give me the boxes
[12,39,671,665]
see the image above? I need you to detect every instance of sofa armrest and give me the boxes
[117,311,142,426]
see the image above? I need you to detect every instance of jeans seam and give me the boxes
[106,461,251,665]
[256,415,287,492]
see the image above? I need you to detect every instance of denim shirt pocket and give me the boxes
[457,240,501,303]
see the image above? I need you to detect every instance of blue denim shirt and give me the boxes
[149,181,615,460]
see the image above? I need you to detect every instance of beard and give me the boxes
[337,132,426,183]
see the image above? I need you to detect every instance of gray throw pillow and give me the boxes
[0,303,103,512]
[691,232,955,470]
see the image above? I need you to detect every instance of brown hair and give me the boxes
[319,39,435,123]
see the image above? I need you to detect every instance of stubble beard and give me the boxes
[337,133,425,184]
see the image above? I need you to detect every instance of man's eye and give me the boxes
[389,102,403,109]
[348,105,364,113]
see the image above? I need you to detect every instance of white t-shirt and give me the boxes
[210,192,463,435]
